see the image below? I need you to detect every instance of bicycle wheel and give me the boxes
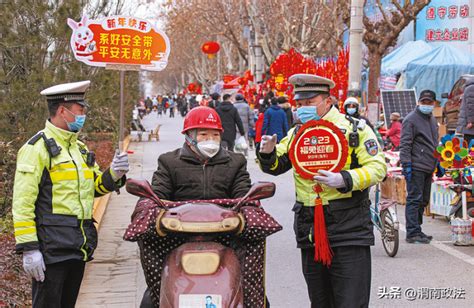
[380,209,399,257]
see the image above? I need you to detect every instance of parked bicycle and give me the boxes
[370,184,400,257]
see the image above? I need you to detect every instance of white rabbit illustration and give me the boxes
[67,15,97,60]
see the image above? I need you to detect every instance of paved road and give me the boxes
[78,112,474,307]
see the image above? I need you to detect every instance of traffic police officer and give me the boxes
[257,74,386,307]
[12,81,130,307]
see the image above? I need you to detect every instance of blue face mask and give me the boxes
[346,107,357,115]
[296,106,320,124]
[64,108,86,132]
[419,105,434,115]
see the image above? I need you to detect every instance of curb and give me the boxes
[92,135,131,228]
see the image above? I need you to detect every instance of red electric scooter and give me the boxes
[126,179,276,308]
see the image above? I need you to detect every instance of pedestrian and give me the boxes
[209,92,221,109]
[385,112,402,150]
[261,97,289,142]
[277,96,294,128]
[233,93,255,157]
[139,107,274,307]
[456,79,474,145]
[152,95,158,112]
[215,94,245,151]
[189,95,199,110]
[343,97,374,130]
[162,96,169,115]
[12,81,130,308]
[168,96,175,118]
[254,105,267,147]
[257,74,387,307]
[400,89,439,244]
[145,96,152,114]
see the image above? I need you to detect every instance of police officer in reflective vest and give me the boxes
[257,74,386,307]
[12,81,130,307]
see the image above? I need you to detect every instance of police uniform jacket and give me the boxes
[12,121,124,264]
[258,107,387,248]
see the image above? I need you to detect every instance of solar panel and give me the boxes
[380,89,418,127]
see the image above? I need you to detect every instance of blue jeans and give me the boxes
[405,170,432,238]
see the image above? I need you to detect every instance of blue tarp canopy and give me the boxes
[381,40,433,76]
[405,44,474,101]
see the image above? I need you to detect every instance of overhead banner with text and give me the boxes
[416,0,471,49]
[67,15,170,71]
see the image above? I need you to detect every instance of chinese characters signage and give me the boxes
[67,15,170,71]
[416,0,471,46]
[289,120,348,180]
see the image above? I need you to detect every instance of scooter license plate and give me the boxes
[179,294,222,308]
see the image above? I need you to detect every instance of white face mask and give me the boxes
[197,140,220,158]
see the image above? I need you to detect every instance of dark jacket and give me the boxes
[400,107,439,173]
[151,143,250,200]
[262,105,289,142]
[457,79,474,135]
[279,102,294,128]
[216,101,245,143]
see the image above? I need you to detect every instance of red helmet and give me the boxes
[182,106,223,134]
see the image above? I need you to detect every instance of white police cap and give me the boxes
[289,74,335,100]
[40,80,91,107]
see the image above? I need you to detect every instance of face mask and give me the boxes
[63,108,86,132]
[296,106,320,124]
[418,105,434,115]
[346,108,357,115]
[197,140,220,158]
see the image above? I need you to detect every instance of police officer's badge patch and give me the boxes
[364,139,378,156]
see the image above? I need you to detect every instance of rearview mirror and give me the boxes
[233,182,276,210]
[441,93,449,99]
[126,178,165,207]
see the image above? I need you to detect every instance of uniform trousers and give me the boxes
[32,259,85,308]
[301,245,371,308]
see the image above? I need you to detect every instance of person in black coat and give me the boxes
[216,94,245,151]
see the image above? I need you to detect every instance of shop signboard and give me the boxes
[416,0,471,50]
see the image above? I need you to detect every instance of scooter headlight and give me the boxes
[181,252,220,275]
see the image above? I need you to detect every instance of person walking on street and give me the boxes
[400,90,439,244]
[261,98,289,142]
[169,96,176,118]
[216,94,245,151]
[233,93,255,156]
[209,92,221,109]
[12,81,129,308]
[457,78,474,145]
[277,96,294,128]
[343,97,374,130]
[257,74,387,307]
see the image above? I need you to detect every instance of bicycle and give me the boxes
[370,183,400,257]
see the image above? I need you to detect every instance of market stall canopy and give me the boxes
[381,40,433,76]
[405,45,474,102]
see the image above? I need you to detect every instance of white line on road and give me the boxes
[398,222,474,266]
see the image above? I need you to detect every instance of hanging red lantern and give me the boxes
[201,41,220,59]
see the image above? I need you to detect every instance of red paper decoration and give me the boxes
[201,41,220,58]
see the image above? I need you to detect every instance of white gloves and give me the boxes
[259,134,277,154]
[110,150,129,181]
[23,250,45,282]
[313,170,346,189]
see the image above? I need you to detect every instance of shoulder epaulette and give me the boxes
[28,132,44,145]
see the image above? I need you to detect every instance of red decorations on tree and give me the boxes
[315,48,349,102]
[201,41,220,59]
[187,82,202,94]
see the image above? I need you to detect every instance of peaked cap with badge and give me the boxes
[40,80,91,107]
[288,74,335,100]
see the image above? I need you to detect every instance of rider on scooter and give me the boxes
[139,106,273,307]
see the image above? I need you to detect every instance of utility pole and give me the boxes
[348,0,364,92]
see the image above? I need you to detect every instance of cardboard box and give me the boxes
[438,124,447,138]
[394,175,406,205]
[433,106,443,118]
[381,176,393,199]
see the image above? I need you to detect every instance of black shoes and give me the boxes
[406,234,430,244]
[421,232,433,241]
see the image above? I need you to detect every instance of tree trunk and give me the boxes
[368,51,382,105]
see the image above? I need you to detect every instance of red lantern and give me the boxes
[201,41,220,59]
